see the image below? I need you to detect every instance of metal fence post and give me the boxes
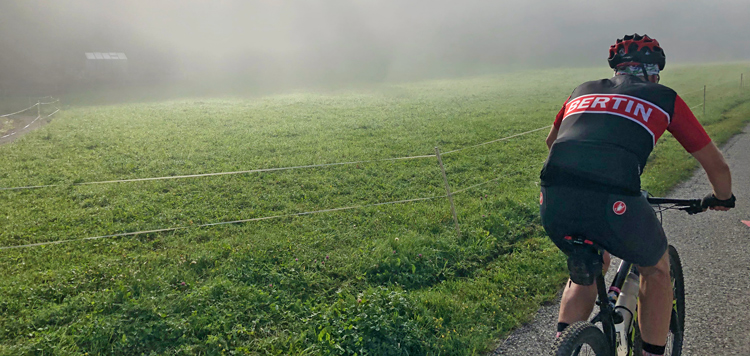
[703,85,706,117]
[37,100,40,118]
[435,147,460,237]
[742,73,744,88]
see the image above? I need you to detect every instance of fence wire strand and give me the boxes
[0,154,436,191]
[0,125,550,191]
[0,195,444,250]
[0,103,38,118]
[452,176,504,195]
[441,125,551,155]
[677,78,739,96]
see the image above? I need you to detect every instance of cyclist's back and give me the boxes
[540,34,735,356]
[541,74,707,196]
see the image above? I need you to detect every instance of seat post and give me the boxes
[596,273,609,307]
[596,271,618,354]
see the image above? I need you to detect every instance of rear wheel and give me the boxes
[633,245,684,356]
[552,321,611,356]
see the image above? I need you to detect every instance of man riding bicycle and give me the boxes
[539,34,736,356]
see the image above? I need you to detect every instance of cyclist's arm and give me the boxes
[547,99,567,150]
[546,126,558,150]
[669,95,733,209]
[691,142,733,203]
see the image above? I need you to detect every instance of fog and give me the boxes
[1,0,749,96]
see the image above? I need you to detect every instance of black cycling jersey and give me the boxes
[540,74,710,195]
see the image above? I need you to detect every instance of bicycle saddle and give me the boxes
[564,235,604,286]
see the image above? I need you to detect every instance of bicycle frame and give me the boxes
[565,235,624,355]
[584,193,700,355]
[588,257,634,356]
[590,270,619,355]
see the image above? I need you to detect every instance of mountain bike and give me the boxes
[551,193,703,356]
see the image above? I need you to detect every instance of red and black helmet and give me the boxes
[608,34,666,70]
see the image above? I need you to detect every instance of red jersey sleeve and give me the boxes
[553,97,570,129]
[668,95,711,153]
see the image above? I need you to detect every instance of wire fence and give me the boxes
[0,153,438,191]
[0,103,39,118]
[0,195,447,250]
[0,73,746,250]
[678,77,745,114]
[0,98,61,139]
[0,123,551,249]
[678,78,738,96]
[0,126,555,192]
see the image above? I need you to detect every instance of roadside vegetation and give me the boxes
[1,63,748,355]
[0,117,11,135]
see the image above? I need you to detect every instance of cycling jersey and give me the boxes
[540,74,711,195]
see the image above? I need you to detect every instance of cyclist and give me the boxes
[539,34,735,356]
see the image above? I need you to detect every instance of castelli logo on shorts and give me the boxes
[539,192,543,205]
[613,201,627,215]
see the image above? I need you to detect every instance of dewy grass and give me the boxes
[0,118,12,135]
[1,63,749,355]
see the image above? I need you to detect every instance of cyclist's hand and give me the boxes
[701,193,736,211]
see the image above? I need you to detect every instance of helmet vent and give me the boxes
[608,33,666,70]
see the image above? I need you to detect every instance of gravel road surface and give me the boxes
[491,123,750,355]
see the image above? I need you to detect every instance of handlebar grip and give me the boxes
[701,193,736,208]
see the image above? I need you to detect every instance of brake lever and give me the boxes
[684,204,705,215]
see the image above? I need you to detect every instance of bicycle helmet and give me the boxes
[608,34,666,70]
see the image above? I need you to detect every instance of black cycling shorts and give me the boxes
[540,185,667,267]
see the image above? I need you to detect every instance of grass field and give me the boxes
[1,63,749,355]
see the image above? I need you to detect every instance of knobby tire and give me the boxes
[552,321,611,356]
[633,245,685,356]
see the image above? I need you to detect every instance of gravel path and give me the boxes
[490,123,750,355]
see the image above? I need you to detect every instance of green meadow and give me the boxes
[1,63,748,355]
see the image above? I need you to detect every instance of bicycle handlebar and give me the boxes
[646,197,702,206]
[647,196,704,215]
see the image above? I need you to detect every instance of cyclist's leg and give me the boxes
[540,186,613,330]
[599,192,670,353]
[637,250,672,349]
[558,252,611,325]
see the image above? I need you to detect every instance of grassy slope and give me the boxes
[0,63,748,355]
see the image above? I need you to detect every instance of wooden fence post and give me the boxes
[435,147,460,237]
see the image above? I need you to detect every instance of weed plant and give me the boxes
[0,63,748,355]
